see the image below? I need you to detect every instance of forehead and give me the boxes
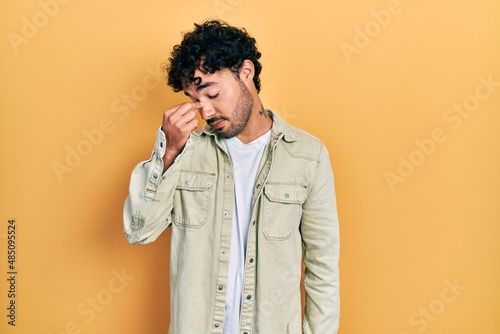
[183,68,234,93]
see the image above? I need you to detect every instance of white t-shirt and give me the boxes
[222,130,271,334]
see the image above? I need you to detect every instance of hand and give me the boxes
[161,102,203,170]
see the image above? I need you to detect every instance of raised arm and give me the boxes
[123,102,202,244]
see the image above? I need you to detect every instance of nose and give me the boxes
[199,103,215,120]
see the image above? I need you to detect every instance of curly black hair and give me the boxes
[166,20,262,93]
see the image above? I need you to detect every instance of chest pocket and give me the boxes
[172,170,214,228]
[262,183,308,240]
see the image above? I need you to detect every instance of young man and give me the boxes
[123,20,340,333]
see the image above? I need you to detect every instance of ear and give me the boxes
[239,59,255,85]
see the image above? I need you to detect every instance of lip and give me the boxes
[210,119,226,130]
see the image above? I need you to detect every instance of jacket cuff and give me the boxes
[154,127,167,158]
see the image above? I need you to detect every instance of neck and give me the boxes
[236,98,272,144]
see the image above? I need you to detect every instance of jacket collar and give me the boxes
[269,110,299,142]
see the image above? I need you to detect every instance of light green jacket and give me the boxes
[124,112,340,333]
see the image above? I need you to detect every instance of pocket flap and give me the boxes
[176,171,214,191]
[264,183,308,204]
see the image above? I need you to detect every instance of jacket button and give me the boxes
[249,258,254,263]
[218,285,224,291]
[246,294,252,300]
[214,323,219,328]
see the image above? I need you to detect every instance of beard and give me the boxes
[210,80,253,139]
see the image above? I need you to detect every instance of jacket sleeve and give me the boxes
[123,128,185,244]
[301,143,340,333]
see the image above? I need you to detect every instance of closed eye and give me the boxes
[208,93,219,99]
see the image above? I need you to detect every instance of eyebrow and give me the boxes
[184,81,217,97]
[197,81,216,92]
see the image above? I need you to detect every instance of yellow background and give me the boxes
[1,0,499,333]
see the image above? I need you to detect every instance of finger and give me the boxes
[169,119,198,145]
[163,104,181,118]
[164,102,203,123]
[180,117,199,133]
[190,101,203,110]
[171,110,197,128]
[178,102,203,117]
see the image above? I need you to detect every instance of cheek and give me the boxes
[212,82,241,114]
[217,94,239,113]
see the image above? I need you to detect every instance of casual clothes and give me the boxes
[123,111,340,333]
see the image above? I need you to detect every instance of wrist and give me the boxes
[162,146,182,172]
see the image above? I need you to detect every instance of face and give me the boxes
[183,68,254,139]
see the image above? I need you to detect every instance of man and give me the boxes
[123,20,340,333]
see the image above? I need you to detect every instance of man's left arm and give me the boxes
[301,143,340,333]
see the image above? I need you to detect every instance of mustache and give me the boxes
[207,116,228,126]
